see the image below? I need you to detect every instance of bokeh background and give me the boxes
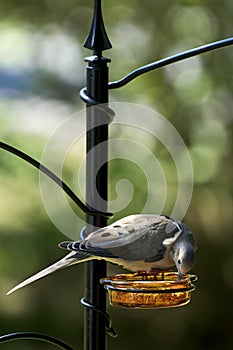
[0,0,232,349]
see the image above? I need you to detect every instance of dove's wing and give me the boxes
[68,214,182,262]
[84,214,171,248]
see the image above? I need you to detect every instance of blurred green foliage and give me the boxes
[0,0,232,349]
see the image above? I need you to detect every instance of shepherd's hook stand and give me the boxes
[0,0,233,349]
[80,2,233,350]
[81,1,113,349]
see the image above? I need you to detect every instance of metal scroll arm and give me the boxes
[0,332,75,350]
[109,37,233,89]
[0,141,113,218]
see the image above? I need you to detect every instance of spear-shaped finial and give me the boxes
[84,0,112,55]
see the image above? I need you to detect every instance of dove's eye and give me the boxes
[178,258,181,265]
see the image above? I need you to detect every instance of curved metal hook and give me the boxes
[0,141,113,218]
[0,332,75,350]
[80,298,117,338]
[109,37,233,89]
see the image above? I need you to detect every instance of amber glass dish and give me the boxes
[101,272,197,309]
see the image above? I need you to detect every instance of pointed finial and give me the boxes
[84,0,112,55]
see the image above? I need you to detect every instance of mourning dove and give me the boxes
[7,214,196,294]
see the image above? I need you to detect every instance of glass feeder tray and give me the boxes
[101,272,197,309]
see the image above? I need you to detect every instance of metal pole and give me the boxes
[83,1,112,350]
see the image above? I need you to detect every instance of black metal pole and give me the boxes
[83,1,112,350]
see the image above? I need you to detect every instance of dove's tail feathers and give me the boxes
[7,251,92,295]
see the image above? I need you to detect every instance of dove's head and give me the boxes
[172,224,196,279]
[173,243,196,279]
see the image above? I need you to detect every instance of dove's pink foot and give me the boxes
[147,268,174,280]
[133,270,162,280]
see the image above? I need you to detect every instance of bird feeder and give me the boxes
[101,272,197,309]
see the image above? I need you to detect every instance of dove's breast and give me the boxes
[104,255,174,272]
